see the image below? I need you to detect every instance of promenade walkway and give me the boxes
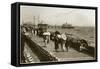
[30,35,94,62]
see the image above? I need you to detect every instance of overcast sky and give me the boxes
[20,6,95,26]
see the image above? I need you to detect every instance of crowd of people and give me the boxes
[21,25,89,53]
[20,25,89,62]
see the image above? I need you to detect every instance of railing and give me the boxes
[24,35,58,62]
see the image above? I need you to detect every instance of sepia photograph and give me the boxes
[20,4,97,64]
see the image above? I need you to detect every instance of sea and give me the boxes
[48,26,95,47]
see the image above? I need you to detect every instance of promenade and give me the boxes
[28,34,94,62]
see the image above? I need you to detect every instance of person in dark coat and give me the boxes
[54,35,59,52]
[54,31,61,51]
[65,36,72,52]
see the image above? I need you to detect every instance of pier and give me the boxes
[22,34,95,63]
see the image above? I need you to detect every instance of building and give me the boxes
[37,24,48,36]
[62,22,74,29]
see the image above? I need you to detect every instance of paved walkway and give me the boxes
[30,35,94,61]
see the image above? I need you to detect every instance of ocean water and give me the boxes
[48,26,95,47]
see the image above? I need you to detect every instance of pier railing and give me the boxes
[24,35,58,62]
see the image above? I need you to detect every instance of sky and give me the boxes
[20,5,95,26]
